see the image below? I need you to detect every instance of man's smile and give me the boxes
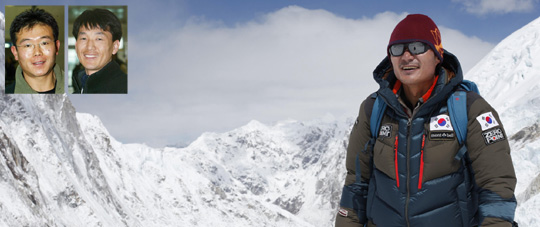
[84,54,98,59]
[32,60,46,66]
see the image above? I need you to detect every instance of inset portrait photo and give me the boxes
[68,6,127,94]
[5,5,65,94]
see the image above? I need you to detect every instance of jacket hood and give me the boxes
[372,49,464,117]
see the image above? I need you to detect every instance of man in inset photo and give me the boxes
[71,7,127,94]
[6,7,64,94]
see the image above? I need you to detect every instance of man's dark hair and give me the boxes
[10,8,59,45]
[72,8,123,42]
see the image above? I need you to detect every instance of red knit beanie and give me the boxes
[388,14,444,61]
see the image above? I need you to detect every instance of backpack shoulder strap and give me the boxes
[370,92,387,139]
[448,78,483,161]
[448,80,480,146]
[448,90,468,146]
[448,89,468,161]
[357,92,387,182]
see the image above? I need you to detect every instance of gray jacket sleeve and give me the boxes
[466,93,517,226]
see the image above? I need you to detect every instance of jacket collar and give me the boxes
[14,63,65,94]
[83,60,122,84]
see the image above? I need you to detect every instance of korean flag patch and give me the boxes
[476,112,499,131]
[430,114,454,131]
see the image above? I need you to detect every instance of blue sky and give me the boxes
[3,0,540,147]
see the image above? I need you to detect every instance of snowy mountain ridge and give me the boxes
[1,12,540,227]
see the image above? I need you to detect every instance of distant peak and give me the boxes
[241,120,268,131]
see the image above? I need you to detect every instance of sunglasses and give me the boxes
[389,42,429,56]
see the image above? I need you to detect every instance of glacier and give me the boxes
[1,11,540,227]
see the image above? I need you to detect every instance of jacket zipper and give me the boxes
[394,135,399,188]
[405,118,412,227]
[379,93,418,226]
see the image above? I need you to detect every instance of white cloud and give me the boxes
[70,7,495,147]
[439,27,495,75]
[453,0,538,15]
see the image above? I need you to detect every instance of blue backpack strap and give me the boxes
[448,90,468,145]
[370,92,387,138]
[448,90,468,161]
[448,80,480,160]
[361,92,386,177]
[355,92,386,182]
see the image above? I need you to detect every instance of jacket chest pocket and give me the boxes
[421,129,461,183]
[373,123,399,181]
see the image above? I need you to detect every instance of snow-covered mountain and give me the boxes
[0,91,351,226]
[1,12,540,227]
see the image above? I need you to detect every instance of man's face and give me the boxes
[75,26,119,75]
[391,47,440,87]
[10,24,60,79]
